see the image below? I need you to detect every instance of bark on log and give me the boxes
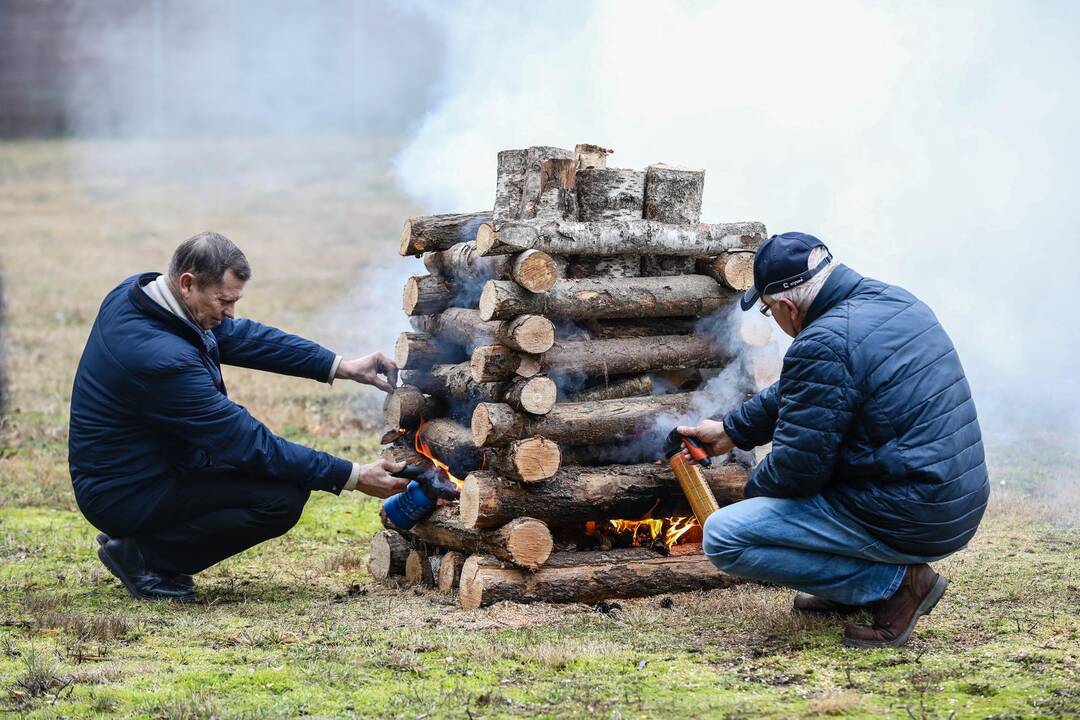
[403,508,554,570]
[381,442,429,467]
[414,309,555,355]
[643,164,705,226]
[383,385,446,430]
[696,251,756,291]
[437,550,465,591]
[403,274,474,316]
[395,331,466,370]
[520,146,574,221]
[561,374,653,402]
[401,212,492,256]
[472,392,696,447]
[527,158,577,221]
[427,555,443,588]
[641,255,696,277]
[400,363,506,423]
[564,255,641,279]
[459,462,748,529]
[458,544,736,609]
[558,442,661,466]
[422,243,559,294]
[416,418,482,478]
[574,143,613,170]
[476,219,767,257]
[503,376,558,415]
[576,168,646,222]
[575,317,699,339]
[483,436,562,483]
[369,530,410,580]
[470,344,540,383]
[494,149,528,221]
[479,276,734,322]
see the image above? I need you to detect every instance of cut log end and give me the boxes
[501,314,555,355]
[458,555,484,609]
[398,219,415,256]
[476,223,498,256]
[369,530,409,580]
[459,475,481,528]
[510,376,558,415]
[405,549,426,585]
[437,550,465,592]
[509,436,562,483]
[501,518,554,571]
[478,281,498,321]
[402,276,420,315]
[513,249,559,293]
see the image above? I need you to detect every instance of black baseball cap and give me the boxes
[740,232,833,311]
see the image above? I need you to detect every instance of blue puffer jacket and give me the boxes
[69,273,353,528]
[723,264,989,557]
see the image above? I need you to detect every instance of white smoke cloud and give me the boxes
[396,0,1080,436]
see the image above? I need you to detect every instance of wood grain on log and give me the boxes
[483,436,562,483]
[395,331,466,370]
[401,508,553,571]
[470,344,539,383]
[696,251,756,291]
[576,167,646,221]
[458,544,736,608]
[459,462,747,529]
[383,385,446,430]
[503,376,558,415]
[643,164,705,226]
[476,219,767,257]
[437,550,466,591]
[472,392,696,447]
[401,212,492,256]
[494,149,528,221]
[369,530,410,580]
[414,309,555,355]
[479,275,734,322]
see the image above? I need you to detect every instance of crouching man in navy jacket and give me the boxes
[69,231,408,602]
[678,232,989,648]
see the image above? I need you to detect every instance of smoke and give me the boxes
[395,0,1080,441]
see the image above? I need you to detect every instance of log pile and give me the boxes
[372,143,780,608]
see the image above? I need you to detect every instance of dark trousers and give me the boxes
[82,468,310,576]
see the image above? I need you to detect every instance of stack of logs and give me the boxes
[370,143,777,609]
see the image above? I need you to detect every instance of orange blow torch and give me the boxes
[663,428,721,526]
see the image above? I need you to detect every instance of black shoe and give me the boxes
[97,538,194,602]
[96,533,194,591]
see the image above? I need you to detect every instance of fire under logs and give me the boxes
[458,462,747,529]
[471,392,697,447]
[458,544,737,609]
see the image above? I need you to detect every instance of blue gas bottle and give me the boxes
[382,465,460,530]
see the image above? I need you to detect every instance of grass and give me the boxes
[1,138,1078,718]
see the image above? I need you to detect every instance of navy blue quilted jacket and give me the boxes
[69,273,353,527]
[723,264,989,556]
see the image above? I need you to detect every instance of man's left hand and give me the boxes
[336,352,398,392]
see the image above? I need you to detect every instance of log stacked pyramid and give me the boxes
[372,143,780,608]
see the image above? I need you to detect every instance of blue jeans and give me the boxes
[702,495,950,606]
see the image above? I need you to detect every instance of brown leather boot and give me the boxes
[792,593,864,616]
[843,564,948,648]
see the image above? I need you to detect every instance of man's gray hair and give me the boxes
[167,231,251,287]
[762,245,834,312]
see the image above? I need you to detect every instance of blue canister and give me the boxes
[383,481,437,530]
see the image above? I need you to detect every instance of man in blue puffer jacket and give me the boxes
[678,232,989,648]
[70,231,408,602]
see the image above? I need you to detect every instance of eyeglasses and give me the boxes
[759,302,772,317]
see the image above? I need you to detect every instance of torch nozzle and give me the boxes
[662,428,712,468]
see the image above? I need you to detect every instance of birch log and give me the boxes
[696,251,757,291]
[460,463,748,529]
[574,143,613,169]
[401,212,492,256]
[642,164,705,226]
[576,168,646,221]
[520,146,574,221]
[479,276,734,321]
[476,219,767,256]
[494,149,528,221]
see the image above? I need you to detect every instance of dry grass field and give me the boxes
[1,138,1078,719]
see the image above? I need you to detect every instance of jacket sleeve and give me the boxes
[744,336,858,499]
[721,382,780,450]
[140,360,353,494]
[213,317,336,381]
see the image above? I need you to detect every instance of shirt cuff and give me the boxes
[343,462,360,491]
[327,355,342,384]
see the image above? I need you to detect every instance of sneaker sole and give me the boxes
[96,546,193,604]
[842,575,948,649]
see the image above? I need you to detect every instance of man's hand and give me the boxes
[676,419,735,457]
[353,459,410,499]
[336,352,398,393]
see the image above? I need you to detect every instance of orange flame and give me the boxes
[414,419,463,488]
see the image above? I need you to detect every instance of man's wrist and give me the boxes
[327,355,342,384]
[343,462,360,491]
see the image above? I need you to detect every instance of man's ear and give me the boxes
[177,272,194,295]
